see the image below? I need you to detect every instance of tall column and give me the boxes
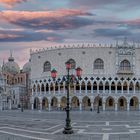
[91,102,94,111]
[103,84,105,94]
[127,85,129,94]
[58,84,60,94]
[103,102,105,111]
[48,102,51,111]
[115,85,117,94]
[134,84,136,94]
[121,84,123,94]
[109,84,111,94]
[53,83,55,95]
[32,88,33,96]
[97,84,99,94]
[127,101,130,111]
[74,83,76,94]
[40,101,42,110]
[85,83,87,94]
[91,83,93,94]
[58,102,60,110]
[79,102,82,111]
[115,102,118,111]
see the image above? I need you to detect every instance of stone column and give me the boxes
[121,84,123,94]
[109,84,111,94]
[91,83,93,94]
[127,85,129,94]
[40,101,42,110]
[58,102,60,110]
[79,102,82,111]
[103,102,105,111]
[134,85,136,94]
[85,83,87,94]
[115,85,117,94]
[103,84,105,94]
[48,102,51,111]
[127,101,130,111]
[97,83,99,94]
[91,102,94,111]
[115,102,118,111]
[44,83,46,94]
[80,84,82,94]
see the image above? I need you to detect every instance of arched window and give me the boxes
[43,61,51,72]
[120,60,131,71]
[94,58,104,69]
[67,59,76,69]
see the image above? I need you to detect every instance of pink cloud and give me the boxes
[0,9,93,30]
[0,0,27,7]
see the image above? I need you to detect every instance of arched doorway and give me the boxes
[94,96,102,110]
[42,97,48,110]
[106,96,115,111]
[82,96,91,110]
[118,97,127,111]
[130,97,139,111]
[60,96,66,110]
[34,97,40,110]
[51,97,58,110]
[71,96,79,110]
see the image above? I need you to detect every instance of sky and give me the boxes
[0,0,140,68]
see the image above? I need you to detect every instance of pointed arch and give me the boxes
[130,96,139,111]
[117,81,122,91]
[111,81,115,91]
[50,83,54,91]
[51,97,58,109]
[94,95,102,110]
[41,84,45,92]
[87,81,91,91]
[37,84,40,92]
[60,96,67,110]
[123,81,128,91]
[129,81,134,91]
[76,81,80,90]
[34,97,40,110]
[42,97,48,110]
[46,83,49,91]
[118,96,127,111]
[99,81,103,90]
[81,81,85,90]
[105,81,109,90]
[106,96,115,111]
[135,82,140,91]
[93,81,97,91]
[82,96,91,110]
[71,96,79,109]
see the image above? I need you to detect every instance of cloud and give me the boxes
[94,28,132,37]
[0,9,94,30]
[0,0,27,7]
[0,28,64,42]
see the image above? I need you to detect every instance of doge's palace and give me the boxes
[30,40,140,111]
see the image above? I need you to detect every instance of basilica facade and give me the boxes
[0,53,31,110]
[30,40,140,111]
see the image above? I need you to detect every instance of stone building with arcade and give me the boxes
[30,40,140,111]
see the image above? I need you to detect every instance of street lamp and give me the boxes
[97,94,100,113]
[51,61,82,134]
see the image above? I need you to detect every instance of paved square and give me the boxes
[0,111,140,140]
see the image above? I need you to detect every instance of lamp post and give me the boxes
[97,94,100,113]
[51,61,82,134]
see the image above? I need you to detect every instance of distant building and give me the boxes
[0,53,31,110]
[30,40,140,111]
